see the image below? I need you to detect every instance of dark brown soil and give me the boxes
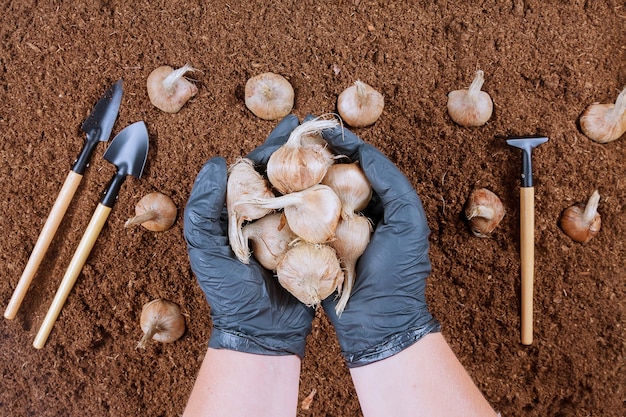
[1,1,624,416]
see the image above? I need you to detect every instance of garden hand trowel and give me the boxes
[506,136,548,345]
[33,121,149,349]
[4,80,123,320]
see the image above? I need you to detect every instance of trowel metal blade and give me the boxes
[81,79,124,143]
[103,121,149,178]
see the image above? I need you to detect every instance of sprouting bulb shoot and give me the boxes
[579,86,626,143]
[137,299,185,349]
[447,70,493,127]
[125,192,177,232]
[147,64,198,113]
[337,80,384,127]
[245,72,295,120]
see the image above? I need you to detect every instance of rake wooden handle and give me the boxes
[520,187,534,345]
[4,171,83,320]
[33,203,111,349]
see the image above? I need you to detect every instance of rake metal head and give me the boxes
[506,136,548,187]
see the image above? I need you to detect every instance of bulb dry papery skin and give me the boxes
[245,72,295,120]
[559,190,601,244]
[147,64,198,113]
[125,192,177,232]
[447,70,493,127]
[137,299,185,349]
[242,213,297,271]
[276,241,344,306]
[267,118,339,194]
[298,128,336,166]
[337,80,385,127]
[330,215,372,316]
[579,86,626,143]
[322,162,372,219]
[465,188,505,237]
[227,158,275,263]
[243,184,341,244]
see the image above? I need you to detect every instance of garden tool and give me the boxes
[5,80,123,320]
[506,136,548,345]
[33,121,149,349]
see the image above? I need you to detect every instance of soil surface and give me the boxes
[1,1,624,416]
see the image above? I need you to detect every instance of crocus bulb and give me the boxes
[330,215,372,316]
[298,128,336,166]
[245,72,295,120]
[579,86,626,143]
[447,70,493,127]
[243,213,297,271]
[337,80,385,127]
[276,241,344,306]
[137,299,185,349]
[227,158,275,263]
[322,162,372,219]
[242,184,341,244]
[147,64,198,113]
[465,188,505,237]
[125,192,177,232]
[559,190,601,243]
[267,118,339,194]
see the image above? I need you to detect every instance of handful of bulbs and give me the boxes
[227,118,373,316]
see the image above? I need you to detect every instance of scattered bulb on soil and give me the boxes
[125,192,177,232]
[147,64,198,113]
[245,72,294,120]
[465,188,505,237]
[137,299,185,349]
[337,80,384,127]
[579,86,626,143]
[559,190,601,243]
[447,70,493,127]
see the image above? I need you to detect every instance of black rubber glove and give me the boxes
[320,124,441,368]
[183,115,314,358]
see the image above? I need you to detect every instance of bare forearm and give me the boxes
[183,348,301,417]
[350,332,498,417]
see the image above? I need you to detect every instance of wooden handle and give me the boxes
[4,171,83,320]
[520,187,535,345]
[33,203,112,349]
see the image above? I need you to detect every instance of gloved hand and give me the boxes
[183,115,314,358]
[320,123,441,368]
